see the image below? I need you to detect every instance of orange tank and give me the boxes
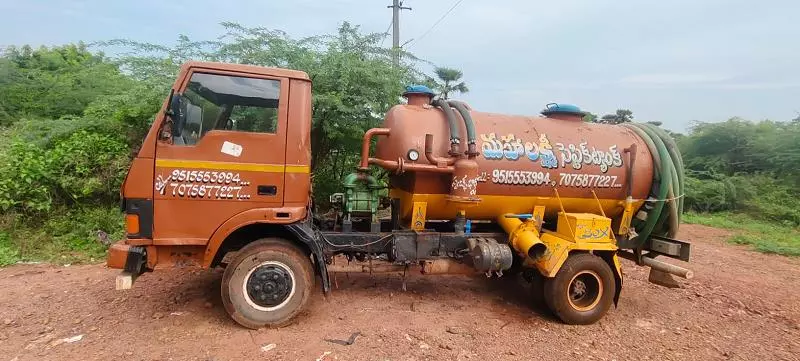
[371,99,654,222]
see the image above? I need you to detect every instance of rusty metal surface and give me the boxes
[106,242,131,269]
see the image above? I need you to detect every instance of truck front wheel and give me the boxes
[543,253,615,325]
[221,239,314,329]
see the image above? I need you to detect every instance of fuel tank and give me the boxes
[374,101,654,222]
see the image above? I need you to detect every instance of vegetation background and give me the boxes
[0,23,797,265]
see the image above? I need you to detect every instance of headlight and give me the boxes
[407,149,420,161]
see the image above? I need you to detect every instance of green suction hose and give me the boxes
[621,123,685,250]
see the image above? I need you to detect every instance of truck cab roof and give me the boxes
[182,61,310,81]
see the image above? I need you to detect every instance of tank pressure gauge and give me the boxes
[407,149,420,161]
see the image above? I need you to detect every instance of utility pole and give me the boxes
[388,0,411,66]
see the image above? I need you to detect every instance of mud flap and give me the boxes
[285,221,331,294]
[599,252,623,307]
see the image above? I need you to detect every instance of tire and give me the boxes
[524,269,546,309]
[221,238,314,329]
[543,253,615,325]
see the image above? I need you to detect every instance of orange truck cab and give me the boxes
[107,61,692,329]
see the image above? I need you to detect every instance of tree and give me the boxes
[582,112,598,123]
[597,109,633,124]
[0,43,131,125]
[432,67,468,99]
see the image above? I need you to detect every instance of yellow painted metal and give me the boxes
[532,205,546,230]
[389,189,645,222]
[556,213,614,243]
[155,159,309,173]
[389,189,625,280]
[611,253,623,281]
[497,215,545,258]
[410,202,427,230]
[617,196,635,235]
[525,231,619,277]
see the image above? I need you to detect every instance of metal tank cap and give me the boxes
[402,85,436,107]
[541,103,586,121]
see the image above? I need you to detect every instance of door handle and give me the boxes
[257,185,277,196]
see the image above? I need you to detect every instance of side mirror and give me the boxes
[168,92,185,137]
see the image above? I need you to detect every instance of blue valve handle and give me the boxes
[504,214,534,221]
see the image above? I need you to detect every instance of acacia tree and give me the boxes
[597,109,634,124]
[433,67,468,99]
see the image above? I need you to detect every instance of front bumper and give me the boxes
[106,241,148,274]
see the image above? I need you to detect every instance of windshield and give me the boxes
[175,73,280,146]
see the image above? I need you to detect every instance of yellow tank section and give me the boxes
[389,188,645,224]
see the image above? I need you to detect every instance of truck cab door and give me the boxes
[152,70,289,244]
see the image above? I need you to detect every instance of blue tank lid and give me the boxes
[541,103,586,116]
[402,85,436,98]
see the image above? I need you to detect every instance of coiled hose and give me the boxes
[622,123,685,249]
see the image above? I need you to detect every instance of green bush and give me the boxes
[684,174,799,226]
[47,130,129,203]
[727,175,800,226]
[684,176,734,212]
[0,128,129,213]
[0,139,52,212]
[0,231,20,266]
[1,206,122,264]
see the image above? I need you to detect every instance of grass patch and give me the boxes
[683,212,800,256]
[0,231,20,266]
[0,205,123,266]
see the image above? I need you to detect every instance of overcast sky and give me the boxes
[1,0,797,131]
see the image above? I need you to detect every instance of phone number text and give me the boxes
[558,173,622,188]
[491,169,554,186]
[168,170,250,186]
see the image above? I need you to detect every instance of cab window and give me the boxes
[173,73,280,146]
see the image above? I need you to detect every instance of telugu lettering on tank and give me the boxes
[155,169,252,199]
[480,133,624,188]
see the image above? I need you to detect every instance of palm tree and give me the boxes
[433,67,469,99]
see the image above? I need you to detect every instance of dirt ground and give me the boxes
[0,224,799,361]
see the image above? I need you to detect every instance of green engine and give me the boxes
[330,172,386,232]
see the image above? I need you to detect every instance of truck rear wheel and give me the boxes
[221,239,314,329]
[543,253,614,325]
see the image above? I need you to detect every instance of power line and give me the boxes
[408,0,465,48]
[379,19,393,47]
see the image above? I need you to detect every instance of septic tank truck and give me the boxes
[107,61,692,328]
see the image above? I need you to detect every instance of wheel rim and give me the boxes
[242,261,296,311]
[566,270,603,312]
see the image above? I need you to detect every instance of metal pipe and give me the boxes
[624,143,637,198]
[419,259,477,275]
[327,258,477,275]
[618,252,694,279]
[447,100,478,156]
[424,133,456,166]
[368,158,454,174]
[327,261,406,273]
[359,128,391,170]
[497,215,547,258]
